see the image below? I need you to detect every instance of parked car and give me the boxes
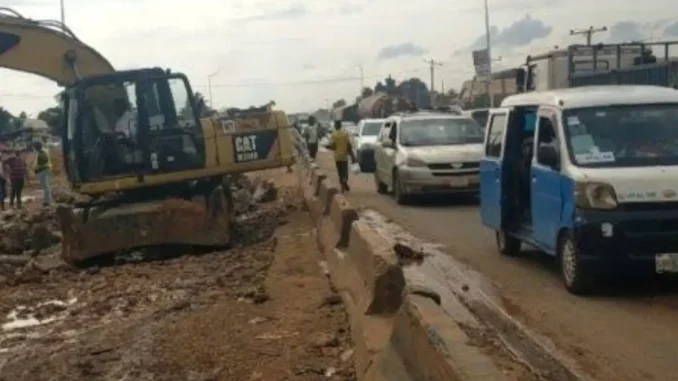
[373,112,484,204]
[351,118,385,172]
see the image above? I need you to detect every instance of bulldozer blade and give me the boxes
[57,186,232,264]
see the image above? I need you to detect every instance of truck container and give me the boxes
[516,41,678,91]
[331,104,360,123]
[357,92,417,119]
[570,61,678,87]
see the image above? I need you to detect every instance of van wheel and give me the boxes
[374,172,388,194]
[496,230,520,256]
[559,231,596,295]
[392,170,410,205]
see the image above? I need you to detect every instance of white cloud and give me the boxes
[0,0,675,116]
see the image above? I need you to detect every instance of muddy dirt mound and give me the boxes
[0,171,355,381]
[0,209,61,255]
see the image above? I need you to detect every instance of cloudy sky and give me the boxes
[0,0,676,116]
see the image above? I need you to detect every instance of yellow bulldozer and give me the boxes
[0,8,296,263]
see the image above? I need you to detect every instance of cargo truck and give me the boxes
[516,41,678,92]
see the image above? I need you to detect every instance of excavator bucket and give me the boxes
[56,185,232,264]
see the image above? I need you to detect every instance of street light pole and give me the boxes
[207,69,220,109]
[484,0,494,108]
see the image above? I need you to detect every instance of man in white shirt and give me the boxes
[303,116,321,159]
[113,99,137,140]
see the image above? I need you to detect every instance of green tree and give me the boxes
[38,106,63,135]
[332,99,347,109]
[361,87,374,98]
[397,78,430,108]
[0,107,14,134]
[13,111,27,130]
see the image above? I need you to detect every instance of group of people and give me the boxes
[0,142,53,210]
[300,116,356,193]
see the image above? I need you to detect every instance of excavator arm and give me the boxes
[0,7,115,85]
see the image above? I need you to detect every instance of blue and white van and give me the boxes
[479,85,678,294]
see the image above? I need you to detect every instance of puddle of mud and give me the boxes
[2,298,78,331]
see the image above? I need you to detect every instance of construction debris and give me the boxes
[0,169,356,381]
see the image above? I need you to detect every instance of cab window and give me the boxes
[486,114,507,157]
[168,77,197,129]
[535,115,559,166]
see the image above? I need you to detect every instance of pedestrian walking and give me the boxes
[33,142,52,206]
[328,120,356,193]
[5,149,27,209]
[304,116,321,160]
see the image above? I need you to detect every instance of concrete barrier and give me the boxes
[293,151,511,381]
[387,294,506,381]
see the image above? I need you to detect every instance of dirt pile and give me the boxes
[0,169,356,381]
[0,174,285,282]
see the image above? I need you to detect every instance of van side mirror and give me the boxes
[537,144,559,168]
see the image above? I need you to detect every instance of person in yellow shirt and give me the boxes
[328,120,356,192]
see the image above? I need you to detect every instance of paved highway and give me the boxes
[315,151,678,381]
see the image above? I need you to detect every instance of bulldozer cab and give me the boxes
[61,68,205,187]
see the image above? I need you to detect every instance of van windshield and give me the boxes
[399,118,484,146]
[564,104,678,168]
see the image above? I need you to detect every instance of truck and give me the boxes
[331,104,360,123]
[516,41,678,92]
[357,92,417,119]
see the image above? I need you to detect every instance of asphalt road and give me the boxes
[315,150,678,381]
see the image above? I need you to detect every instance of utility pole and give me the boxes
[423,58,443,106]
[483,0,494,107]
[357,65,364,93]
[60,0,65,30]
[207,69,221,109]
[570,26,608,45]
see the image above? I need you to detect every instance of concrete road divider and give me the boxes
[294,153,513,381]
[386,294,507,381]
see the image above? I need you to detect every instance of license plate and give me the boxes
[448,177,469,187]
[655,253,678,273]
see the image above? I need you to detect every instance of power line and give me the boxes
[570,26,608,46]
[0,69,429,100]
[196,69,421,88]
[0,93,55,99]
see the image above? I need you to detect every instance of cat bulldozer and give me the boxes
[0,8,295,263]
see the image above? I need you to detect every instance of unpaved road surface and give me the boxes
[0,170,356,381]
[316,151,678,381]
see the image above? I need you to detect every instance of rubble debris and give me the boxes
[252,180,278,203]
[313,332,340,348]
[0,208,61,254]
[0,254,30,266]
[0,170,355,380]
[393,241,428,265]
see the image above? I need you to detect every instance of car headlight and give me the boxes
[575,182,618,209]
[405,157,427,167]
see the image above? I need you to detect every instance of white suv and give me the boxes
[373,112,484,204]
